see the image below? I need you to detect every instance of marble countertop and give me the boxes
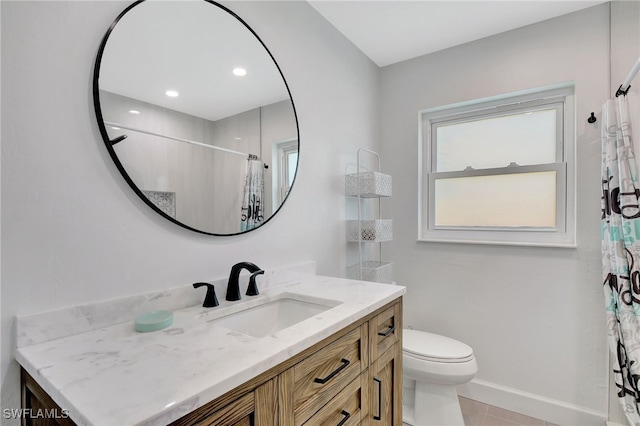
[16,274,404,425]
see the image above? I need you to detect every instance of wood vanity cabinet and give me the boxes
[21,298,402,426]
[174,297,403,426]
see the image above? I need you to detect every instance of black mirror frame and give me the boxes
[92,0,300,236]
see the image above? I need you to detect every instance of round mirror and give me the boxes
[93,0,299,235]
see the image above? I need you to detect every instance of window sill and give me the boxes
[417,232,577,248]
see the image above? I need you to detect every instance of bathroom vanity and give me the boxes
[16,271,404,425]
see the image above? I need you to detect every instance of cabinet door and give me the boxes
[194,392,254,426]
[192,379,277,426]
[21,370,75,426]
[369,343,402,426]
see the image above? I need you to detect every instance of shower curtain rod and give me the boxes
[616,57,640,97]
[104,121,260,160]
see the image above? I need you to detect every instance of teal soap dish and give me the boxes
[134,310,173,333]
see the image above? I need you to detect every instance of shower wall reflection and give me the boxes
[101,90,296,233]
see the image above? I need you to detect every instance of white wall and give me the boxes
[380,4,610,424]
[0,0,379,415]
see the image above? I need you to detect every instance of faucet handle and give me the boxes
[192,282,219,308]
[246,270,264,296]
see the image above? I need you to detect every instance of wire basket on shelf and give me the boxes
[346,219,393,242]
[346,261,393,284]
[345,171,392,198]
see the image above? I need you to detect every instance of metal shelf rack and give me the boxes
[345,148,393,283]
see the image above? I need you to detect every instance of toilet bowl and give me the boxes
[402,329,477,426]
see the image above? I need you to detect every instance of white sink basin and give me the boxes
[211,296,338,338]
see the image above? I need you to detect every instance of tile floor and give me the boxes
[459,397,561,426]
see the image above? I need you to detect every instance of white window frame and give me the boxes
[271,138,298,207]
[418,84,576,247]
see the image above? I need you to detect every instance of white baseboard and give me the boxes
[457,378,608,426]
[606,422,627,426]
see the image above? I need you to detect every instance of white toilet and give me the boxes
[402,329,478,426]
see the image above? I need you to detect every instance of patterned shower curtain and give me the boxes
[602,94,640,424]
[240,159,264,232]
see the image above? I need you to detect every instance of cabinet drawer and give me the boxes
[302,373,368,426]
[369,302,401,362]
[280,324,368,426]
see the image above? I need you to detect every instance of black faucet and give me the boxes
[226,262,263,301]
[192,282,219,308]
[246,269,264,296]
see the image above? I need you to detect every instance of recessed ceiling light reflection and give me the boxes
[129,110,140,115]
[233,68,247,77]
[166,90,179,97]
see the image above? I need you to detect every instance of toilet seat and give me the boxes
[403,329,474,363]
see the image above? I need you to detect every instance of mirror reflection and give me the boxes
[95,0,299,235]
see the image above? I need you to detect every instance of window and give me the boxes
[273,139,298,205]
[419,85,575,247]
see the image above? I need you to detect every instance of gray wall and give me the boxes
[1,0,379,416]
[380,4,610,424]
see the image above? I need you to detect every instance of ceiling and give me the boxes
[307,1,608,67]
[98,0,608,122]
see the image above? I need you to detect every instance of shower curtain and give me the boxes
[240,159,264,232]
[601,94,640,423]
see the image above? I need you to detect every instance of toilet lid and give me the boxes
[403,329,474,362]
